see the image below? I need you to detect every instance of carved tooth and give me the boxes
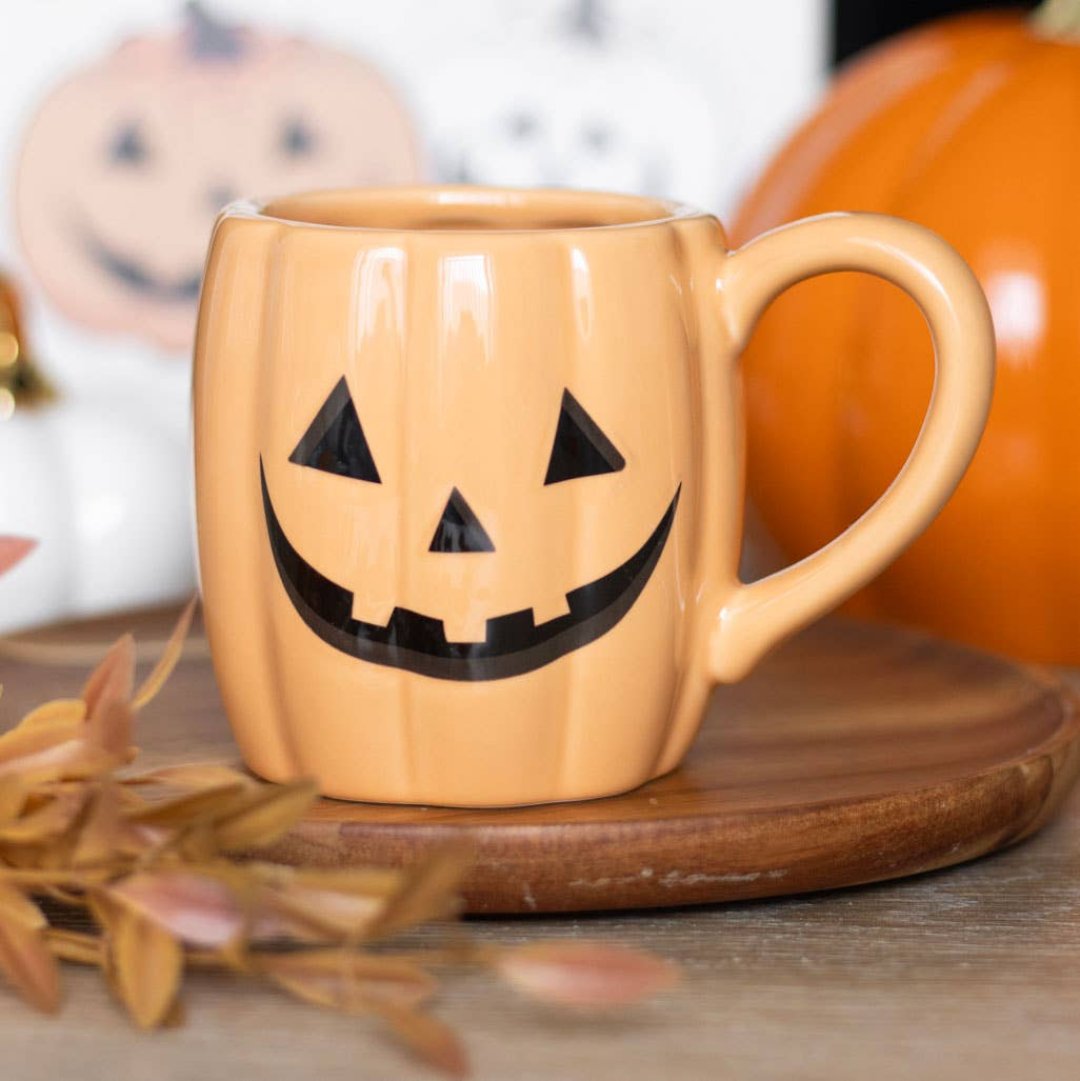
[531,593,572,627]
[442,608,491,644]
[351,594,395,627]
[485,608,537,648]
[386,607,447,647]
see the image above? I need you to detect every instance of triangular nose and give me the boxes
[429,488,495,553]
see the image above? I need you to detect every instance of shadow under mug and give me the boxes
[194,185,994,807]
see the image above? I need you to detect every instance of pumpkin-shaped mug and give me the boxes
[193,186,994,807]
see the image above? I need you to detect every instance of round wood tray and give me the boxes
[270,621,1080,913]
[2,614,1078,915]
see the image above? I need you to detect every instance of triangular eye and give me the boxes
[289,377,381,483]
[544,389,626,485]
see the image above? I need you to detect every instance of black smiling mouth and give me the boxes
[82,226,202,303]
[260,459,679,682]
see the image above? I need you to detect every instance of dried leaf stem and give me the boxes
[0,600,678,1075]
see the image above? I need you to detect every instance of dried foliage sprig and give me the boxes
[0,565,678,1076]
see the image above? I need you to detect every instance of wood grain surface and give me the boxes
[2,613,1078,915]
[266,620,1080,912]
[2,610,1080,1081]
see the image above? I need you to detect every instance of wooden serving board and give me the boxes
[1,613,1078,915]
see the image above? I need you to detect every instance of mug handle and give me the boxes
[710,212,995,682]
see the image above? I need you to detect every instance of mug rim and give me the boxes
[228,184,710,235]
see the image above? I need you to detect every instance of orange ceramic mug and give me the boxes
[193,186,994,807]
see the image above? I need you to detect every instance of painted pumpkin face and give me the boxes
[261,377,679,682]
[425,46,718,205]
[16,4,421,353]
[420,0,720,209]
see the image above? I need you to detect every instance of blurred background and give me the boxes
[1,0,1071,665]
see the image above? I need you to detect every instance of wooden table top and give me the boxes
[1,607,1079,1081]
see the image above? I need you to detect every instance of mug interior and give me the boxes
[259,186,696,233]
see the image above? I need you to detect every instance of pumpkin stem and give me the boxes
[183,1,246,61]
[0,275,54,418]
[564,0,608,45]
[1033,0,1080,37]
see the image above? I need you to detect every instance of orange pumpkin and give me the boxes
[734,2,1080,663]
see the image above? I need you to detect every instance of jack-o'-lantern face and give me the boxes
[16,4,420,353]
[421,2,721,212]
[260,378,680,681]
